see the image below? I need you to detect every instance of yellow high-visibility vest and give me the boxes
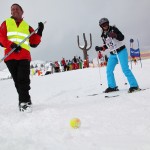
[5,18,30,51]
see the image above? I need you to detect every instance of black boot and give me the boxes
[128,87,141,93]
[19,102,32,113]
[104,86,119,93]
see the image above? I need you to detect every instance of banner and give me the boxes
[130,48,140,57]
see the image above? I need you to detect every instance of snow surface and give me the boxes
[0,59,150,150]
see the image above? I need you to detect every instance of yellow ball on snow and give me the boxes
[70,118,81,128]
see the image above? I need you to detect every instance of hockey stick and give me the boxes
[0,21,46,63]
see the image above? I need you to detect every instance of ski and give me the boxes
[128,88,149,93]
[87,94,98,96]
[105,95,119,98]
[105,88,149,98]
[77,88,149,99]
[76,93,99,98]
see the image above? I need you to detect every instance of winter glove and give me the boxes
[108,32,117,38]
[0,43,4,47]
[11,43,22,53]
[95,46,103,51]
[37,22,44,36]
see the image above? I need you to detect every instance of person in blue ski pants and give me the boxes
[107,47,138,88]
[95,18,140,93]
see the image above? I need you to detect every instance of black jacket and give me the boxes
[101,26,124,43]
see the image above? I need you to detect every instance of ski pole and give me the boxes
[113,47,127,85]
[130,39,133,70]
[97,51,102,85]
[0,21,46,63]
[137,39,142,68]
[108,30,127,85]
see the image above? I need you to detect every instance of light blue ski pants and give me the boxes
[106,48,138,88]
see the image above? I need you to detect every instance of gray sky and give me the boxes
[0,0,150,67]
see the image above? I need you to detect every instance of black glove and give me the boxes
[37,22,44,36]
[108,32,117,38]
[95,46,103,51]
[11,43,22,53]
[0,43,4,47]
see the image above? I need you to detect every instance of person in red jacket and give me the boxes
[61,58,67,71]
[0,3,44,112]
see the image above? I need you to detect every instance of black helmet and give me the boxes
[99,18,109,26]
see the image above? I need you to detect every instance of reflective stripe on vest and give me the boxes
[5,18,30,51]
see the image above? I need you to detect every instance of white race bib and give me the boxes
[105,37,117,51]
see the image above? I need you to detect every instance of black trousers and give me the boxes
[5,60,31,104]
